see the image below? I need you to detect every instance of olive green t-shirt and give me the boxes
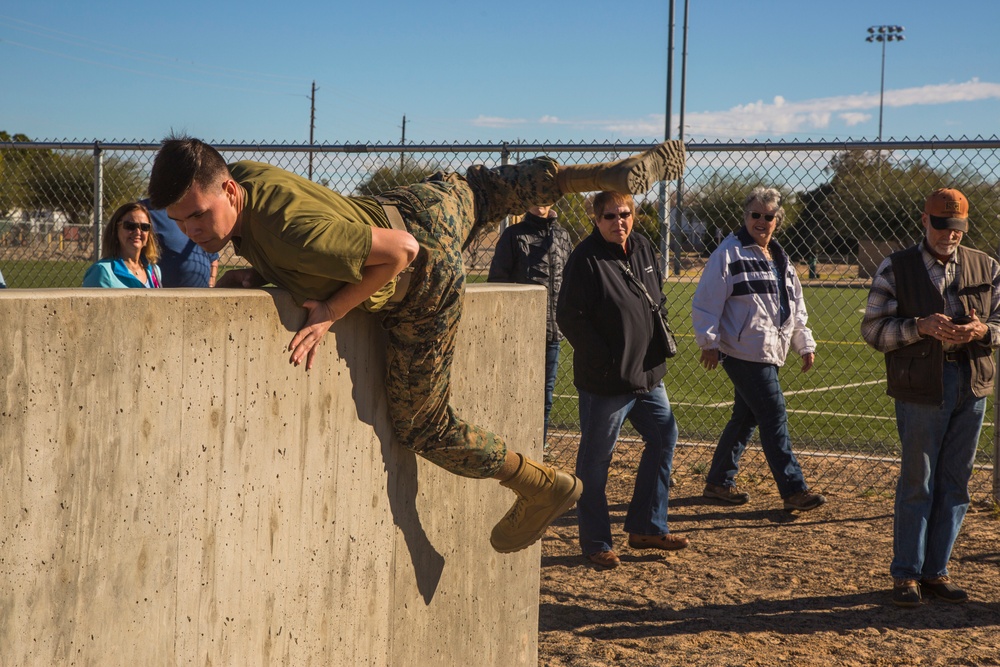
[229,160,396,310]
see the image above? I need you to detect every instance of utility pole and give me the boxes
[672,0,690,277]
[400,114,406,171]
[658,0,675,276]
[865,26,905,142]
[308,80,317,180]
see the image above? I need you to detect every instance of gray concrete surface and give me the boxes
[0,284,546,666]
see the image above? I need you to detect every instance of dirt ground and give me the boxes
[536,469,1000,667]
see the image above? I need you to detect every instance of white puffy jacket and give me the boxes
[692,227,816,366]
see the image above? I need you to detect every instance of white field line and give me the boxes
[554,389,994,428]
[688,379,886,408]
[545,431,996,472]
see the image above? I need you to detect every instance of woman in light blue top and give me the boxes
[83,202,162,288]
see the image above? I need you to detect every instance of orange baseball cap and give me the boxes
[925,188,969,231]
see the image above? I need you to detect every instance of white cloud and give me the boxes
[470,115,528,128]
[468,79,1000,140]
[840,112,871,126]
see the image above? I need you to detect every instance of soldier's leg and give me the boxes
[464,140,687,229]
[555,140,686,195]
[380,177,582,552]
[381,177,505,477]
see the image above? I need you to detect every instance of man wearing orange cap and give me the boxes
[862,188,1000,607]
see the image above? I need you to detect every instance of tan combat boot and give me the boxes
[490,454,582,553]
[555,139,686,194]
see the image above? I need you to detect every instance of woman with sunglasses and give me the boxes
[83,202,162,288]
[557,191,686,569]
[691,186,825,512]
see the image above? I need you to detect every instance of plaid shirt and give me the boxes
[861,241,1000,353]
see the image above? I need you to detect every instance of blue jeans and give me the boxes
[890,362,984,581]
[575,382,678,556]
[544,339,561,444]
[706,355,808,499]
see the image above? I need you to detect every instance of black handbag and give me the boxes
[614,258,678,358]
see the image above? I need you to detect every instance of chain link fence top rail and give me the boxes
[2,137,999,498]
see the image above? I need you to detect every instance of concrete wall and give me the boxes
[0,284,546,667]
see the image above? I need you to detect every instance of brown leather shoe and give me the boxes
[703,483,750,505]
[586,550,621,569]
[783,490,826,511]
[628,533,689,551]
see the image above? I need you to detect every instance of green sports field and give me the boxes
[1,259,92,288]
[551,282,995,463]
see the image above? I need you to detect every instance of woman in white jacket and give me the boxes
[691,187,825,512]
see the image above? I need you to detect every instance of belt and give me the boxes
[943,349,968,363]
[377,200,414,305]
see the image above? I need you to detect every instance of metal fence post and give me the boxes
[92,141,103,262]
[995,350,999,503]
[498,142,511,235]
[658,181,669,277]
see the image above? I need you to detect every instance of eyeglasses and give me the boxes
[602,211,633,221]
[121,221,152,232]
[749,212,776,222]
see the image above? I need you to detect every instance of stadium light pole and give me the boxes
[866,25,905,142]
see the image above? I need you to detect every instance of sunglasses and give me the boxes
[749,212,776,222]
[602,211,633,221]
[121,221,152,232]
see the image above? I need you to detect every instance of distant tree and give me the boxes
[17,150,145,226]
[355,158,441,197]
[635,199,663,248]
[0,131,37,215]
[684,174,797,256]
[553,192,594,245]
[782,184,832,261]
[819,151,931,246]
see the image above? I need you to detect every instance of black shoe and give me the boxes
[892,579,922,608]
[783,490,826,511]
[920,576,968,603]
[703,483,750,505]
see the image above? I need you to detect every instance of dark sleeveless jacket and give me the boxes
[885,244,996,404]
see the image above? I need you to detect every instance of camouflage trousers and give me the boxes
[378,157,562,478]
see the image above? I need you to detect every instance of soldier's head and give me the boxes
[148,135,230,209]
[149,136,242,254]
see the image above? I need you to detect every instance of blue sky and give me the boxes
[2,0,998,145]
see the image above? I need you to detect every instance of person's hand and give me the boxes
[215,268,266,289]
[801,352,815,372]
[949,308,990,344]
[917,310,988,344]
[700,348,720,370]
[288,299,339,370]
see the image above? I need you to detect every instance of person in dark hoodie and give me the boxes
[488,204,573,447]
[557,191,687,569]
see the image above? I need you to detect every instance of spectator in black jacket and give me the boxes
[488,204,574,446]
[556,191,687,569]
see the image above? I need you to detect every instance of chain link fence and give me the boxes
[2,137,998,499]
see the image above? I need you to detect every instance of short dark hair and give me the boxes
[592,191,636,220]
[148,135,230,209]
